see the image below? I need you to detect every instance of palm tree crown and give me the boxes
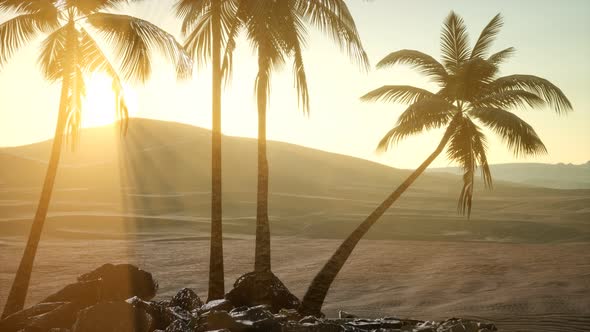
[362,12,571,216]
[0,0,192,142]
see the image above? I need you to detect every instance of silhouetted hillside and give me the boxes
[430,162,590,189]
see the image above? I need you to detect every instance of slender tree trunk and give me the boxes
[207,0,225,301]
[254,51,271,274]
[298,129,454,316]
[2,75,71,319]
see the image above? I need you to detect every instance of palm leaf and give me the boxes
[446,116,490,217]
[377,97,456,151]
[0,12,57,67]
[79,28,129,135]
[86,12,192,82]
[470,13,503,59]
[361,85,435,104]
[37,24,68,81]
[490,74,573,114]
[297,0,369,70]
[470,107,547,157]
[487,47,515,67]
[440,11,471,73]
[472,90,546,110]
[376,49,448,84]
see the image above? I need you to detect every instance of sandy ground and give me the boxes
[1,235,589,332]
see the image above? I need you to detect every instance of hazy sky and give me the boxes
[1,0,589,169]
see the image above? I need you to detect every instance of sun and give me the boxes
[82,73,137,128]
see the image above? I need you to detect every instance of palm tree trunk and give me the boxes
[207,0,225,301]
[2,75,71,319]
[298,128,454,316]
[254,51,271,274]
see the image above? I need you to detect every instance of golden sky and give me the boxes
[1,0,589,169]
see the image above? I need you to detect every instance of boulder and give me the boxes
[41,264,157,308]
[170,288,203,312]
[201,299,234,314]
[71,301,154,332]
[77,263,157,300]
[225,272,300,313]
[0,302,66,332]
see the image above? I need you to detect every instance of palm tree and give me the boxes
[299,12,572,316]
[175,0,239,302]
[231,0,369,276]
[0,0,191,317]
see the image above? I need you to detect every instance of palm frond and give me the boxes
[377,98,456,151]
[86,12,192,82]
[440,11,471,73]
[37,24,68,81]
[1,12,58,67]
[470,107,547,157]
[79,28,129,135]
[69,0,129,15]
[361,85,435,104]
[446,116,490,217]
[0,0,56,14]
[472,90,546,110]
[177,0,239,67]
[470,13,503,59]
[376,49,448,84]
[297,0,369,70]
[487,47,515,67]
[490,75,572,114]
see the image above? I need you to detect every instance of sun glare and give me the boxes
[82,73,137,128]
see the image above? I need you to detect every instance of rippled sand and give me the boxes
[1,235,589,332]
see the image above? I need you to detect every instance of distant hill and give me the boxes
[429,162,590,189]
[1,118,589,243]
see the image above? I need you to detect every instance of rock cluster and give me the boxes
[0,264,498,332]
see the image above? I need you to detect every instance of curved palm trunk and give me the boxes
[254,51,271,274]
[2,74,71,319]
[298,129,454,316]
[207,0,225,301]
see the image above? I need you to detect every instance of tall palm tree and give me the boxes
[299,12,572,316]
[175,0,239,302]
[0,0,191,317]
[231,0,369,276]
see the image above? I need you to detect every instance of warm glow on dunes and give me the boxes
[82,73,138,128]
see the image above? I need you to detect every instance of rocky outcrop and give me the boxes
[0,264,498,332]
[225,271,300,313]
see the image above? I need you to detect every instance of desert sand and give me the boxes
[1,234,589,332]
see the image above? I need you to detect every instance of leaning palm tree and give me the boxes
[231,0,369,278]
[299,12,572,316]
[175,0,239,301]
[0,0,191,317]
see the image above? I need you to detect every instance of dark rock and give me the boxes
[0,302,67,332]
[379,317,402,329]
[225,272,300,313]
[277,308,302,322]
[170,288,203,312]
[201,299,234,313]
[77,263,157,300]
[72,301,154,332]
[41,280,103,308]
[127,297,174,329]
[230,305,274,322]
[41,264,157,309]
[207,311,236,331]
[345,319,382,330]
[478,322,497,331]
[338,311,357,319]
[165,319,191,332]
[26,302,80,331]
